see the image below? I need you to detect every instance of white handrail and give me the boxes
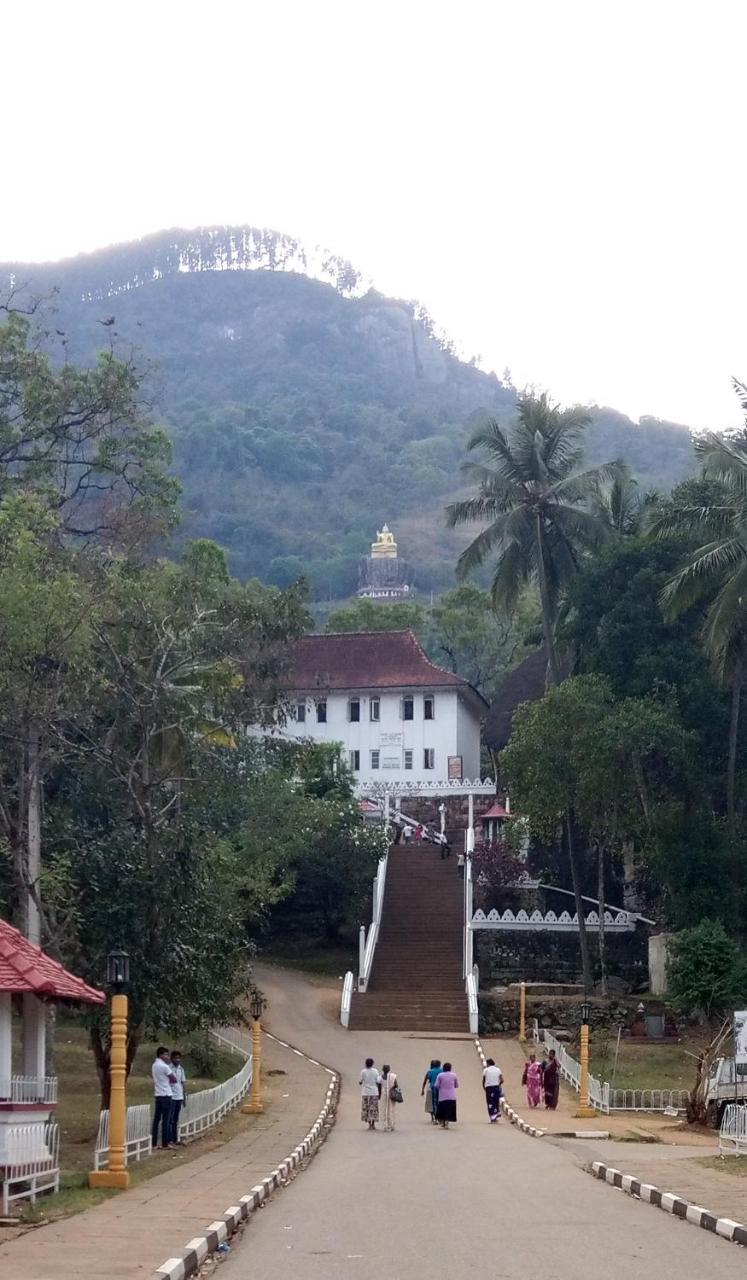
[358,851,388,992]
[340,971,354,1027]
[463,854,473,979]
[466,971,478,1035]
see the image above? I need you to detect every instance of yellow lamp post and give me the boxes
[242,988,265,1115]
[575,1000,597,1119]
[89,947,131,1189]
[519,980,527,1043]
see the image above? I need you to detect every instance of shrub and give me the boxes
[667,920,747,1019]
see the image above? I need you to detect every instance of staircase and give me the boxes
[349,844,467,1032]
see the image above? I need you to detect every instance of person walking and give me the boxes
[421,1058,442,1124]
[482,1057,503,1123]
[168,1050,187,1144]
[380,1064,400,1132]
[543,1048,560,1110]
[359,1057,381,1130]
[434,1061,459,1129]
[151,1046,176,1150]
[522,1052,543,1108]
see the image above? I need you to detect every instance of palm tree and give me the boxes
[592,462,661,536]
[650,406,747,832]
[446,391,620,995]
[446,391,619,685]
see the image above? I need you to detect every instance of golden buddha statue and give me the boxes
[371,524,398,558]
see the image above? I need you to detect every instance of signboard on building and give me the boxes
[448,755,463,780]
[381,753,401,770]
[735,1010,747,1064]
[380,732,403,747]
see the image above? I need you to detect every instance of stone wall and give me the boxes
[479,992,673,1037]
[475,927,648,991]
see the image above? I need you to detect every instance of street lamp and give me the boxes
[242,987,266,1115]
[89,947,131,1189]
[575,998,596,1119]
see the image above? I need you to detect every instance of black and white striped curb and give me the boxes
[473,1036,546,1138]
[151,1034,340,1280]
[589,1160,747,1248]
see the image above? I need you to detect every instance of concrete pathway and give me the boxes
[0,1031,328,1280]
[220,967,746,1280]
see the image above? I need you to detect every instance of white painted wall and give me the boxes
[280,686,481,784]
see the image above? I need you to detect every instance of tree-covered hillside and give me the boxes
[2,226,696,595]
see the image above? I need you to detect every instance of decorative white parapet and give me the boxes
[357,778,497,798]
[471,907,636,932]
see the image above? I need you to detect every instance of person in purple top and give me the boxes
[434,1061,459,1128]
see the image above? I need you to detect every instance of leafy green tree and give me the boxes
[0,309,178,545]
[667,920,747,1019]
[423,585,536,699]
[446,391,618,685]
[326,598,426,633]
[650,414,747,829]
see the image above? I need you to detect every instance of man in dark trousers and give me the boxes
[151,1045,176,1149]
[168,1050,187,1145]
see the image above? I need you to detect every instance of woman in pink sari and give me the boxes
[522,1052,543,1108]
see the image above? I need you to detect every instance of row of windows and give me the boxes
[348,749,435,771]
[296,695,435,724]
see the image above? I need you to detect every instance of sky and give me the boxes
[3,0,746,429]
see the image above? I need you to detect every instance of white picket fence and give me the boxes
[719,1103,747,1155]
[94,1103,152,1171]
[1,1121,60,1215]
[609,1088,689,1113]
[178,1052,252,1139]
[539,1028,688,1114]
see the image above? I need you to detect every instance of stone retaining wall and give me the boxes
[478,992,672,1036]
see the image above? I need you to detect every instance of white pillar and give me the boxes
[22,994,46,1086]
[439,802,446,839]
[359,925,366,976]
[467,792,475,853]
[383,791,390,837]
[0,993,12,1096]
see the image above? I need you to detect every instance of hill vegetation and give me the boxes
[3,225,696,596]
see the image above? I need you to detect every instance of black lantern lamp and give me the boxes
[581,1000,590,1025]
[250,988,265,1022]
[107,946,130,992]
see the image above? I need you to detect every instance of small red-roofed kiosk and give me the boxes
[479,798,512,843]
[0,917,104,1152]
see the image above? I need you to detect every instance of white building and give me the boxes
[281,630,486,785]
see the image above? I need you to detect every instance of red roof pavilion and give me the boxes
[0,919,105,1004]
[480,803,511,820]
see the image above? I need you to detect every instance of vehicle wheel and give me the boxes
[705,1101,719,1129]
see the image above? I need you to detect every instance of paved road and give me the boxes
[223,968,744,1280]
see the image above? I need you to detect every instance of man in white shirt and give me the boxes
[482,1058,503,1124]
[152,1046,176,1149]
[168,1050,187,1145]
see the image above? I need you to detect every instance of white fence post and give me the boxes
[1,1121,60,1215]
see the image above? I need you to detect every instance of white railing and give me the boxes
[543,1029,610,1113]
[358,851,388,992]
[609,1088,689,1113]
[94,1104,152,1171]
[720,1103,747,1155]
[340,971,354,1027]
[466,970,478,1035]
[212,1026,252,1058]
[178,1054,253,1139]
[0,1075,58,1105]
[0,1121,60,1215]
[463,854,474,979]
[472,907,635,933]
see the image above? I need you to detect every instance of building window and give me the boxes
[316,700,327,723]
[349,698,360,722]
[401,696,414,720]
[424,696,434,720]
[370,697,380,722]
[424,748,435,770]
[349,749,360,772]
[370,750,380,770]
[296,701,306,723]
[404,750,413,770]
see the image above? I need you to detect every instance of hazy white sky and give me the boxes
[3,0,746,427]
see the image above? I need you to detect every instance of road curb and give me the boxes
[588,1160,747,1248]
[473,1036,546,1138]
[150,1033,340,1280]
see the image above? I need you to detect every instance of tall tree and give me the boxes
[446,391,618,685]
[650,410,747,831]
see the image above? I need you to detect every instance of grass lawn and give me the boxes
[589,1033,709,1091]
[258,938,356,981]
[695,1155,747,1177]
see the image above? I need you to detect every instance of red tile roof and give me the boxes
[480,803,511,820]
[0,919,105,1003]
[289,630,471,693]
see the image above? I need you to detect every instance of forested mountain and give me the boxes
[2,226,696,596]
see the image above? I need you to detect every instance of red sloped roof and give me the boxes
[480,803,511,820]
[289,630,470,693]
[0,918,105,1003]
